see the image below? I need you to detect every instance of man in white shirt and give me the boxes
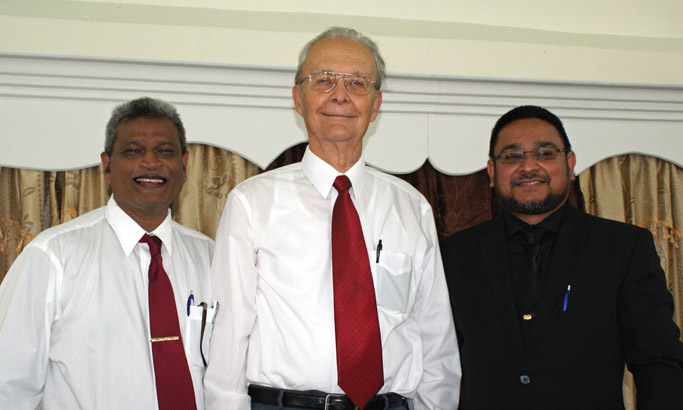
[0,97,215,409]
[205,27,461,410]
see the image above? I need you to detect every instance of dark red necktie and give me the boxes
[140,234,197,410]
[331,175,384,409]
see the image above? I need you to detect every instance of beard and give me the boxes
[495,172,570,215]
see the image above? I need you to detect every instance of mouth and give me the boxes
[321,112,355,118]
[511,173,549,188]
[134,176,166,185]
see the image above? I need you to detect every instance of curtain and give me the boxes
[0,144,260,282]
[579,154,683,410]
[0,145,680,410]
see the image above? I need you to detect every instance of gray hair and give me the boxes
[294,27,386,89]
[104,97,186,155]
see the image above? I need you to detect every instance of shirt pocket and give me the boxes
[374,250,414,320]
[184,302,218,368]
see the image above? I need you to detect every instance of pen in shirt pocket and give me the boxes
[186,291,194,316]
[376,239,383,263]
[562,285,571,312]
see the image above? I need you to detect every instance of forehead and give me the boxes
[303,38,377,79]
[114,117,180,145]
[495,118,563,151]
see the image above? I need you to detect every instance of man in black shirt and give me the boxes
[441,105,683,409]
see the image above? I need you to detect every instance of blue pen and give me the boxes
[187,292,195,316]
[562,285,571,312]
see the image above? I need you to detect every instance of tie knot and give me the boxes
[333,175,352,193]
[140,234,162,256]
[521,226,547,245]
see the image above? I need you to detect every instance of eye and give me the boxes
[501,150,523,162]
[348,77,368,89]
[535,147,557,160]
[156,148,174,156]
[315,74,334,85]
[123,148,142,157]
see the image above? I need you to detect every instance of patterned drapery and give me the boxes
[0,145,680,410]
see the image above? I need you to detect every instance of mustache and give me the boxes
[510,172,550,188]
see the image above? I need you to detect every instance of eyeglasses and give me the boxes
[492,146,569,164]
[297,71,379,96]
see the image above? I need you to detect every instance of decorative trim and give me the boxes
[2,52,682,174]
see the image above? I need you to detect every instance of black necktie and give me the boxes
[517,226,548,324]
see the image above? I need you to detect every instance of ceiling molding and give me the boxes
[1,52,682,174]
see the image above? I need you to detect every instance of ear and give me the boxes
[369,90,382,122]
[292,85,304,116]
[486,159,496,188]
[101,152,112,184]
[567,150,577,181]
[182,151,189,183]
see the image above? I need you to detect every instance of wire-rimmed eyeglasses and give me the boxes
[492,145,569,164]
[297,71,379,96]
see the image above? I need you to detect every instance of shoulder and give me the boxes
[172,221,215,252]
[570,207,649,241]
[228,162,305,200]
[366,167,429,204]
[441,217,498,248]
[235,163,302,189]
[27,207,107,252]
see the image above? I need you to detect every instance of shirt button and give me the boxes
[520,374,531,384]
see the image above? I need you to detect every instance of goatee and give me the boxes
[496,173,570,215]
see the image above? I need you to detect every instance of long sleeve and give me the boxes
[619,229,683,409]
[412,203,462,409]
[204,189,256,410]
[0,245,59,409]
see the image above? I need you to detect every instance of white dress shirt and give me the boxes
[0,197,214,410]
[205,147,461,410]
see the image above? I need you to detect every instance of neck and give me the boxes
[126,209,167,233]
[511,200,567,225]
[308,139,362,172]
[512,212,550,226]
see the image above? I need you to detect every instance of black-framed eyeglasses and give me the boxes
[492,145,569,164]
[297,71,379,96]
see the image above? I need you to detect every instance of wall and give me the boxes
[1,0,682,84]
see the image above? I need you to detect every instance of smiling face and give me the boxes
[101,116,188,231]
[487,118,576,225]
[292,37,382,168]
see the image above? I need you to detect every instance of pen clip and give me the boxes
[186,292,195,316]
[562,285,571,312]
[376,239,383,263]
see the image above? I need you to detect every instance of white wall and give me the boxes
[1,0,682,84]
[1,1,681,174]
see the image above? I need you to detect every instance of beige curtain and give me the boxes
[0,144,259,282]
[1,146,681,410]
[580,154,683,410]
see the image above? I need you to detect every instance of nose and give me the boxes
[518,151,540,171]
[329,77,350,103]
[141,149,162,168]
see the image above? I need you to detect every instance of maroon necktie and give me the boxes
[140,234,197,410]
[331,175,384,409]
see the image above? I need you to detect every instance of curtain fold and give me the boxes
[0,144,260,282]
[0,146,680,410]
[579,154,683,410]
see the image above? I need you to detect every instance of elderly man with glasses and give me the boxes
[440,105,683,409]
[205,27,461,410]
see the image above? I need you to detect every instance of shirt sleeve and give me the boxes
[204,189,257,410]
[619,228,683,409]
[411,202,462,409]
[0,244,60,409]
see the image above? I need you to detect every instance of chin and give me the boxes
[499,191,568,215]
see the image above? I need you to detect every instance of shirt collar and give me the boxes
[105,196,175,257]
[503,201,568,238]
[302,146,367,200]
